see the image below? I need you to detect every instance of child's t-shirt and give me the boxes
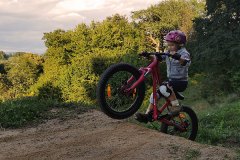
[162,47,191,81]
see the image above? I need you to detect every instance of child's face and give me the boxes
[167,41,178,52]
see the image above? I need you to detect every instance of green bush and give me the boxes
[37,82,63,101]
[0,97,54,128]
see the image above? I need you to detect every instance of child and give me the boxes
[135,30,191,123]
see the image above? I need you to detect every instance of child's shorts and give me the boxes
[149,80,188,104]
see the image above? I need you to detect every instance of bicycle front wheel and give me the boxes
[97,63,145,119]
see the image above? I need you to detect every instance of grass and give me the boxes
[196,100,240,147]
[179,75,240,148]
[0,96,96,128]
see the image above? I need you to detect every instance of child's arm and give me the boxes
[179,53,190,66]
[169,51,190,66]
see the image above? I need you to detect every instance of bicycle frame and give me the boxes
[125,55,186,131]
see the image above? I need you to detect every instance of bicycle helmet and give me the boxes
[165,30,186,44]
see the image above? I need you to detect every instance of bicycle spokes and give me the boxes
[105,71,138,112]
[168,112,191,138]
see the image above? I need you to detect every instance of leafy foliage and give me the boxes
[132,0,205,51]
[189,0,240,97]
[0,53,43,101]
[0,97,51,128]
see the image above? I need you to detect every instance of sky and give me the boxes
[0,0,160,54]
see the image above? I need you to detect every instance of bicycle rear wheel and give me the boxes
[97,63,145,119]
[160,106,198,141]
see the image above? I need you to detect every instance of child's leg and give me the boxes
[145,103,154,114]
[146,92,161,113]
[158,83,181,115]
[134,92,160,123]
[146,82,179,114]
[166,84,179,107]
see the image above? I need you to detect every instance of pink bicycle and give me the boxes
[97,52,198,140]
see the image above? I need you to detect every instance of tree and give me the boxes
[2,53,44,99]
[131,0,205,52]
[189,0,240,95]
[0,51,7,60]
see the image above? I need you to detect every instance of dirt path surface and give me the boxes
[0,110,237,160]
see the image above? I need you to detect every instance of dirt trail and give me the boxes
[0,110,237,160]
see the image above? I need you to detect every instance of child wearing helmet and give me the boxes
[135,30,191,123]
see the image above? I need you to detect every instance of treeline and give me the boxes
[0,0,239,104]
[0,52,43,100]
[189,0,240,99]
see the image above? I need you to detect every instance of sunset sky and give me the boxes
[0,0,160,54]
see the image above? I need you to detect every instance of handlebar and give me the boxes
[138,52,170,57]
[138,52,190,62]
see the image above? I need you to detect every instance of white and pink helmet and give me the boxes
[165,30,186,44]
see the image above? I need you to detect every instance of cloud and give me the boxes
[0,0,160,54]
[0,31,45,53]
[50,0,107,14]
